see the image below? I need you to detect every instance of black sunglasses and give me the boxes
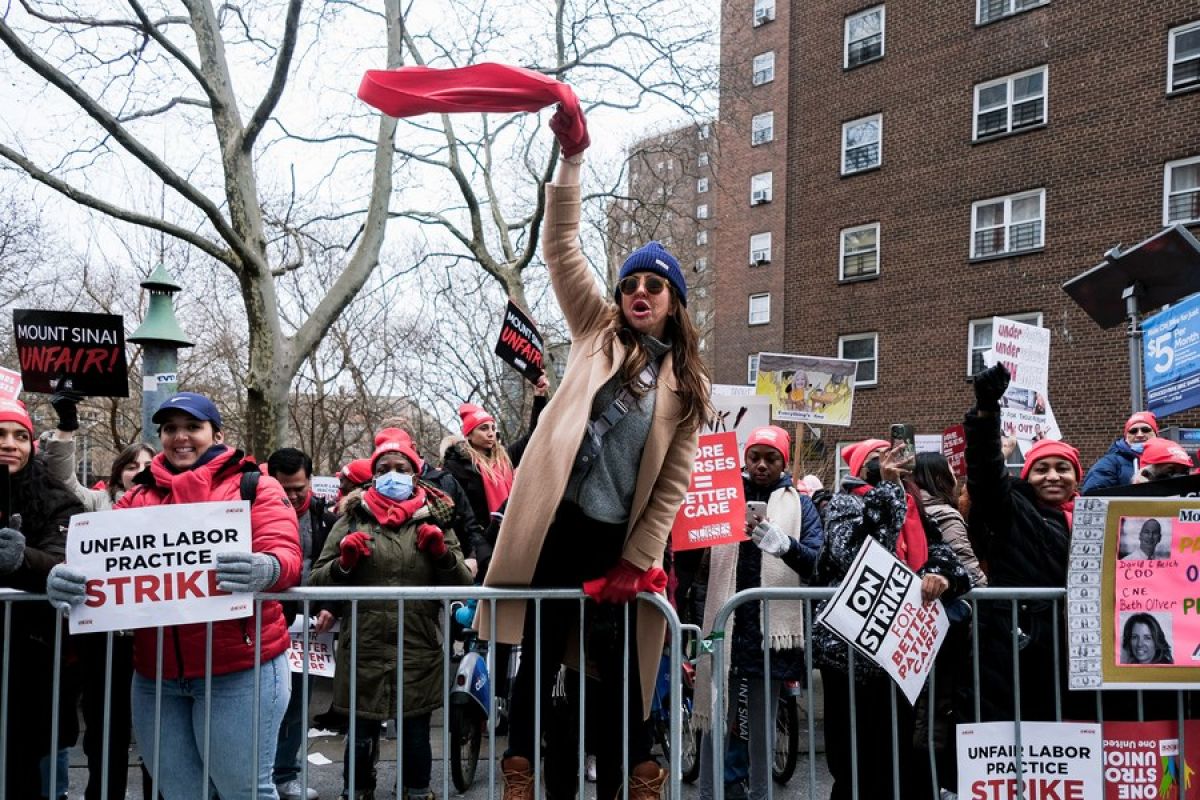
[1128,426,1154,435]
[618,274,668,296]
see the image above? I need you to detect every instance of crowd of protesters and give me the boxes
[0,104,1196,800]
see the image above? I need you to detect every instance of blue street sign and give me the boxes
[1144,291,1200,417]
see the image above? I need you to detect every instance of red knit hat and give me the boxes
[459,403,495,437]
[371,436,424,473]
[745,425,791,468]
[1019,439,1082,480]
[1124,411,1159,436]
[841,438,890,480]
[0,399,34,439]
[341,458,374,486]
[1139,437,1192,468]
[374,427,412,447]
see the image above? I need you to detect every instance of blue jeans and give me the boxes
[273,671,310,784]
[132,653,291,800]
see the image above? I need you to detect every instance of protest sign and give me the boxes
[1103,720,1199,800]
[985,317,1051,442]
[493,298,544,383]
[1066,497,1200,691]
[1144,291,1200,418]
[670,431,746,551]
[755,352,856,426]
[0,367,19,401]
[816,537,949,704]
[310,476,340,504]
[957,721,1104,800]
[287,618,337,678]
[65,501,253,634]
[942,425,967,478]
[708,383,773,460]
[12,309,129,396]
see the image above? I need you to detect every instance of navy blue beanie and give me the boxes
[615,241,687,307]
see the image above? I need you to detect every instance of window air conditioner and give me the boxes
[751,190,770,205]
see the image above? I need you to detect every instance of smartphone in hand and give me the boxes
[745,500,768,526]
[890,423,915,460]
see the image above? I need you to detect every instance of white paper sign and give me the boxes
[987,317,1052,442]
[287,630,337,677]
[957,721,1103,800]
[816,537,949,704]
[709,384,773,465]
[65,501,254,633]
[310,476,340,504]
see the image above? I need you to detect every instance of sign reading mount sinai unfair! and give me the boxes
[12,309,129,397]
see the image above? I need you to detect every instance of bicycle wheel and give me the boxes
[772,694,799,785]
[449,703,483,792]
[680,708,702,784]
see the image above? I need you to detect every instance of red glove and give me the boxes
[583,559,667,604]
[338,532,372,571]
[416,523,448,559]
[549,100,589,158]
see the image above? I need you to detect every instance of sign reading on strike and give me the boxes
[957,722,1103,800]
[942,424,967,478]
[670,431,746,551]
[0,367,20,402]
[12,309,129,397]
[493,298,544,383]
[65,501,253,633]
[816,537,949,704]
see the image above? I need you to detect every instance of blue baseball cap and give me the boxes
[152,392,223,430]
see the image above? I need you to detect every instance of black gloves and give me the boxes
[51,389,83,432]
[972,363,1011,412]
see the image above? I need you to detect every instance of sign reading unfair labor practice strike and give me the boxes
[65,501,253,634]
[12,309,129,396]
[957,722,1103,800]
[816,537,949,704]
[1067,497,1200,691]
[670,431,746,551]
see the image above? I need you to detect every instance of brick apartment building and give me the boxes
[608,123,717,359]
[710,0,1199,481]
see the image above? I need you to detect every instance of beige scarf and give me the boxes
[694,485,808,732]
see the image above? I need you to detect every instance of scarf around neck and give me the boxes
[477,455,514,515]
[361,485,428,528]
[850,482,929,571]
[148,445,238,503]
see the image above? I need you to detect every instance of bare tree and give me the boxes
[0,0,404,456]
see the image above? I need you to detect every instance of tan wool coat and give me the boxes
[478,182,700,715]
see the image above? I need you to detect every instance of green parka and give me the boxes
[309,485,473,720]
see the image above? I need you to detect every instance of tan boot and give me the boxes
[501,756,535,800]
[626,761,667,800]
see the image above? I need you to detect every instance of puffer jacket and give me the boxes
[309,486,473,720]
[117,447,301,679]
[919,489,986,587]
[1080,439,1139,494]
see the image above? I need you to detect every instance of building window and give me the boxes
[749,294,771,325]
[753,0,775,26]
[844,6,885,69]
[698,123,711,140]
[698,153,710,168]
[697,177,709,194]
[1169,22,1200,93]
[694,257,707,273]
[749,232,772,265]
[751,112,774,146]
[747,354,760,385]
[835,440,853,485]
[968,313,1043,375]
[750,172,774,205]
[1165,156,1200,226]
[696,230,708,246]
[752,51,776,85]
[977,0,1048,25]
[842,114,882,174]
[974,66,1047,139]
[971,189,1045,259]
[840,223,880,280]
[838,332,878,387]
[696,204,709,220]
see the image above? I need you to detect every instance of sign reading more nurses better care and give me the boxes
[12,309,129,397]
[65,501,253,634]
[670,432,747,551]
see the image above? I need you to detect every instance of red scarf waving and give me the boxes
[362,485,428,529]
[851,484,929,571]
[480,462,514,515]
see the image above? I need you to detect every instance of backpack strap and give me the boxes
[239,470,261,504]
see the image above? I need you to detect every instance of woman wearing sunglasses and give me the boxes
[480,105,710,800]
[1080,411,1158,494]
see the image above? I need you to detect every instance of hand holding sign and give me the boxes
[46,564,88,612]
[214,551,279,593]
[972,363,1010,412]
[0,527,24,573]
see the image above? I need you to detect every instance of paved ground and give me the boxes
[56,678,834,799]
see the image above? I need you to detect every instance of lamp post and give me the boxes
[128,264,193,446]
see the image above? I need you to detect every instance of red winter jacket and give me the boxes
[116,447,302,679]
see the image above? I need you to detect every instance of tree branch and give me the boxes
[116,96,211,122]
[241,0,303,153]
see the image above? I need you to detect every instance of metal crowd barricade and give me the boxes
[0,586,687,800]
[706,586,1193,800]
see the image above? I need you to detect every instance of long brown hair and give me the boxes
[107,442,156,502]
[600,290,712,431]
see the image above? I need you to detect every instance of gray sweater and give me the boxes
[564,335,671,524]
